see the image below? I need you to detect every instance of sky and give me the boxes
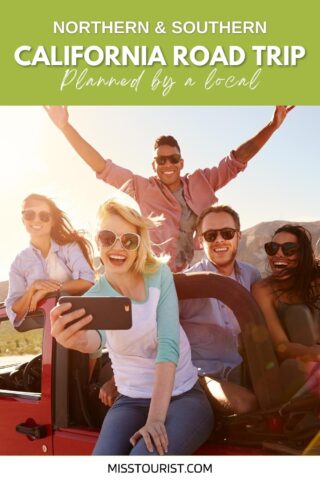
[0,105,319,281]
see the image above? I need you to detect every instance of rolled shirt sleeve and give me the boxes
[5,258,27,325]
[202,151,247,192]
[6,242,95,326]
[65,243,95,283]
[96,159,136,196]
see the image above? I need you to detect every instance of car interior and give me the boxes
[0,309,43,394]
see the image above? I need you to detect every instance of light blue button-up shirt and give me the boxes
[5,240,95,325]
[179,256,261,378]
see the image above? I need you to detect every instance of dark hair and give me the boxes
[268,224,320,309]
[23,194,93,269]
[153,135,181,153]
[196,204,241,235]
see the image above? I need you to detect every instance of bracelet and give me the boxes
[89,330,106,359]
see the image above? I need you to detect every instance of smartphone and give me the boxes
[59,296,132,330]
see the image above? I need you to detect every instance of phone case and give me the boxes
[59,296,132,330]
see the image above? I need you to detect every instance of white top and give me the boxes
[85,264,198,398]
[45,248,72,283]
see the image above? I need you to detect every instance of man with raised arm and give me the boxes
[44,106,292,272]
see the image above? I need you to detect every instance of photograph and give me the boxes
[0,105,319,460]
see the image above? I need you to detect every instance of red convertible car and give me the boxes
[0,273,319,455]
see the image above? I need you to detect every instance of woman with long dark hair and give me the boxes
[6,193,95,326]
[252,224,320,363]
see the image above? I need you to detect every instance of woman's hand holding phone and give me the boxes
[50,302,98,352]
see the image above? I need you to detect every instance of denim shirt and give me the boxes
[5,240,95,325]
[179,256,261,378]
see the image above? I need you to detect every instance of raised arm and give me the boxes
[233,106,294,165]
[252,281,320,362]
[44,106,105,174]
[201,106,295,193]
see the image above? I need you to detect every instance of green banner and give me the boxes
[1,0,320,104]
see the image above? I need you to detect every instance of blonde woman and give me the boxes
[6,194,95,327]
[50,199,213,455]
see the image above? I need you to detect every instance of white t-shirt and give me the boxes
[45,248,72,283]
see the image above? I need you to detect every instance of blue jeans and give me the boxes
[93,382,213,455]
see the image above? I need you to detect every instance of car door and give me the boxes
[0,299,55,455]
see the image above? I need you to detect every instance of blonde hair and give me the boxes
[97,199,166,275]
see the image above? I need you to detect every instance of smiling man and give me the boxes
[45,106,291,271]
[179,205,261,413]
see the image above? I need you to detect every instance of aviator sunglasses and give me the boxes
[98,230,141,251]
[22,209,52,223]
[264,241,299,257]
[202,228,238,242]
[154,154,181,166]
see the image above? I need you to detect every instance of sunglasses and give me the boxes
[264,242,299,257]
[22,210,52,223]
[98,230,141,251]
[202,228,238,242]
[154,154,181,166]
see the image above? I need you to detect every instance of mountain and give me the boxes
[0,220,319,302]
